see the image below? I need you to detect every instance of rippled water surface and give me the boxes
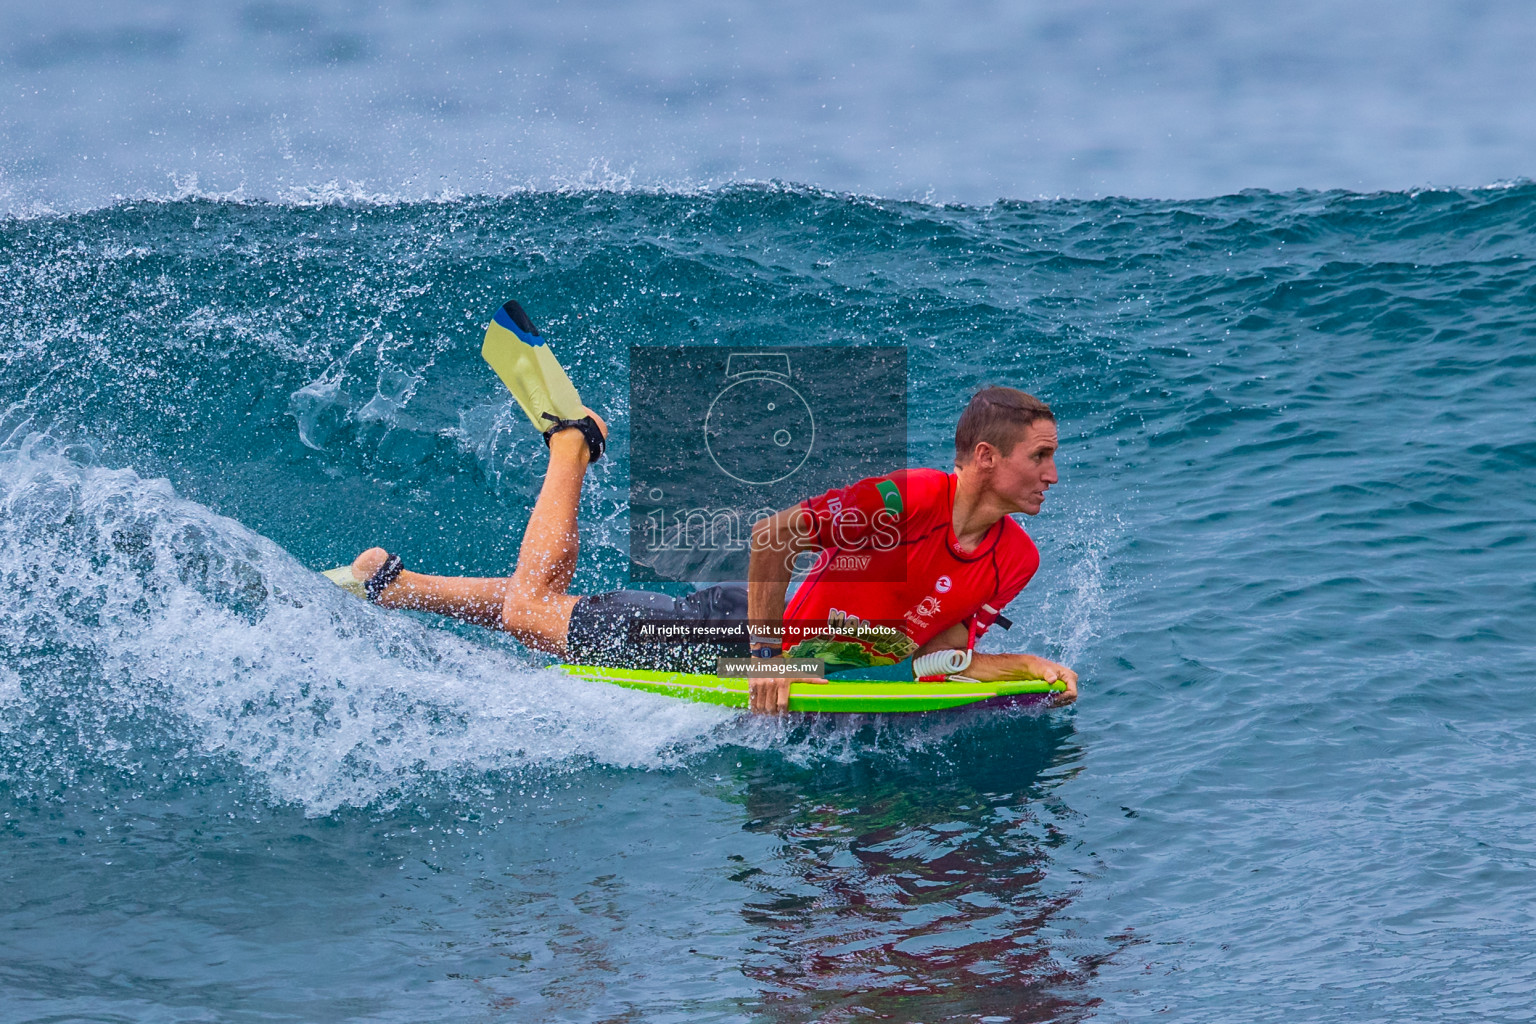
[3,184,1535,1021]
[5,0,1536,208]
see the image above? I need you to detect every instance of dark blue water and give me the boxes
[4,183,1535,1021]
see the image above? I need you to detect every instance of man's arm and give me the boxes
[917,625,1078,704]
[746,506,825,713]
[747,505,816,638]
[914,623,970,655]
[965,652,1078,704]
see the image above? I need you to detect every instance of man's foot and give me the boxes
[321,547,406,604]
[544,407,608,463]
[542,406,608,462]
[350,546,391,581]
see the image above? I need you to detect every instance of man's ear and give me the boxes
[971,441,998,470]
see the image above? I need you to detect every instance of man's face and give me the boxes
[993,421,1059,515]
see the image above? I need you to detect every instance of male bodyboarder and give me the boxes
[325,301,1077,713]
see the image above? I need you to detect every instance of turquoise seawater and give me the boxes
[3,184,1536,1021]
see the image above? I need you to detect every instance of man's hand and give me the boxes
[748,676,790,714]
[747,676,826,714]
[1037,658,1079,706]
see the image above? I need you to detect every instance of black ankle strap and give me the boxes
[541,413,605,462]
[364,553,404,603]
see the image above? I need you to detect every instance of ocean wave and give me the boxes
[0,441,1081,817]
[0,443,740,814]
[4,178,1531,821]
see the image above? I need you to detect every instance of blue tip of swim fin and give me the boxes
[492,300,545,345]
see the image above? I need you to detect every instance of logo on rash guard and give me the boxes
[935,575,952,593]
[827,607,863,630]
[905,594,943,628]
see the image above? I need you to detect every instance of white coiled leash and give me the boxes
[912,648,977,682]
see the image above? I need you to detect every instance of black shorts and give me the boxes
[564,583,751,672]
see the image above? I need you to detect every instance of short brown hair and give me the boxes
[954,387,1054,464]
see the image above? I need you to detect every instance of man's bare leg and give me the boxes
[344,413,605,656]
[496,426,593,652]
[341,550,513,628]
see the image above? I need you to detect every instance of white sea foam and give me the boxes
[1050,507,1121,668]
[0,664,21,710]
[0,178,929,224]
[0,441,735,814]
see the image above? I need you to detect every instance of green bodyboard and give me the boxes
[558,664,1066,713]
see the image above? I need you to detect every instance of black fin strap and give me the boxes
[541,413,605,462]
[364,553,404,603]
[995,612,1014,631]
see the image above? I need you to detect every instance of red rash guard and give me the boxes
[780,468,1038,670]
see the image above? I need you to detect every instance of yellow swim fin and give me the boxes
[481,300,587,431]
[320,564,367,599]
